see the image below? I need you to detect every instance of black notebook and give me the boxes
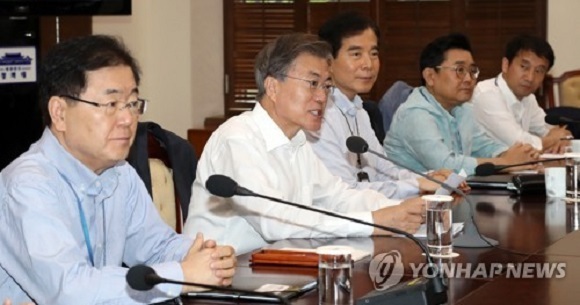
[467,174,545,194]
[183,267,317,302]
[467,174,517,190]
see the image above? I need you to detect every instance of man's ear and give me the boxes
[501,57,510,74]
[422,68,436,87]
[48,96,68,131]
[264,76,279,103]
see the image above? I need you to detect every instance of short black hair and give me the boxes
[39,34,141,127]
[419,33,472,85]
[504,34,555,69]
[318,11,380,58]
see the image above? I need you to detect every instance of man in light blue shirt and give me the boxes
[0,35,236,304]
[306,11,450,198]
[384,33,539,176]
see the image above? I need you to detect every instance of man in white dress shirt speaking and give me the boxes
[183,33,424,254]
[471,34,570,153]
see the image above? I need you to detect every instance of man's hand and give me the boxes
[418,169,452,193]
[371,197,424,235]
[499,142,540,170]
[418,169,470,194]
[543,126,572,154]
[180,233,237,293]
[2,300,34,305]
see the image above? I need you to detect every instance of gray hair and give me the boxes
[254,33,332,101]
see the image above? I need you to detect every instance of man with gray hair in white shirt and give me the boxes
[184,33,425,254]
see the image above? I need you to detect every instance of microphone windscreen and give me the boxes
[346,136,369,154]
[545,114,563,125]
[126,265,157,291]
[474,163,497,176]
[206,174,238,198]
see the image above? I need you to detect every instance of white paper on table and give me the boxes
[541,153,566,159]
[435,170,467,195]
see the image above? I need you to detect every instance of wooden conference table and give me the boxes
[183,190,580,305]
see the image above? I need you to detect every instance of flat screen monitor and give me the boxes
[0,0,131,16]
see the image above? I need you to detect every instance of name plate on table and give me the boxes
[251,247,370,267]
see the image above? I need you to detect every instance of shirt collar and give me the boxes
[496,73,523,108]
[418,86,461,120]
[252,102,306,152]
[332,89,363,117]
[41,128,120,197]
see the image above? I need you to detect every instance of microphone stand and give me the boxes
[127,265,290,305]
[234,187,448,301]
[347,136,498,248]
[207,174,448,304]
[476,157,566,176]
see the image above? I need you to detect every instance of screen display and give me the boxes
[0,0,131,16]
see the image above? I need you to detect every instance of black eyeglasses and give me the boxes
[435,65,480,80]
[281,74,334,94]
[60,95,148,116]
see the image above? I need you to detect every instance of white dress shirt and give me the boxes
[183,103,401,254]
[472,73,552,150]
[306,89,419,198]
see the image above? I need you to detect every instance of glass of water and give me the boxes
[422,194,454,257]
[317,245,353,305]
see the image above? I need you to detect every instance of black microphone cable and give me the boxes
[126,264,291,305]
[205,174,448,298]
[346,136,540,258]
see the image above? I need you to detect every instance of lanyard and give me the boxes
[337,106,370,182]
[59,172,95,267]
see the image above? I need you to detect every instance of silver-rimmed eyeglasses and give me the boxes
[60,95,148,116]
[435,65,480,80]
[281,74,334,94]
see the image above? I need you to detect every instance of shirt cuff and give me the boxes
[346,211,375,236]
[529,136,543,151]
[463,157,479,176]
[397,178,420,198]
[153,261,184,298]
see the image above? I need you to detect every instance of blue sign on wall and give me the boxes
[0,46,36,84]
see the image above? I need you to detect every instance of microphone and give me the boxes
[545,114,580,125]
[126,265,290,304]
[474,157,566,176]
[345,135,498,249]
[205,175,448,305]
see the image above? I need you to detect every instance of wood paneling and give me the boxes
[219,0,546,142]
[377,0,453,95]
[39,16,92,58]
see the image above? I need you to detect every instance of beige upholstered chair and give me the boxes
[543,70,580,108]
[149,158,179,231]
[146,133,183,233]
[127,122,197,234]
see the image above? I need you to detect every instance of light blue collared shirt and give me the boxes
[383,87,507,176]
[306,89,419,199]
[0,128,192,304]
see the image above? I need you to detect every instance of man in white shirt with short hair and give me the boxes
[472,34,570,153]
[184,33,425,254]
